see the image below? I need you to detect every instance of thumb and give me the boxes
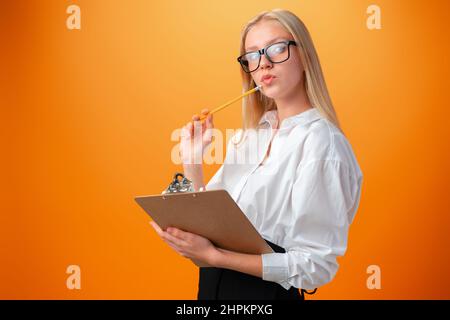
[203,115,214,143]
[205,113,214,129]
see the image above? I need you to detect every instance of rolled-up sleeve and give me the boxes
[262,159,362,290]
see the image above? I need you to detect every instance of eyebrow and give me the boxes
[246,37,288,51]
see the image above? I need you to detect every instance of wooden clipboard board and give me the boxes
[134,189,274,267]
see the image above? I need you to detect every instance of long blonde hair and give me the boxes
[236,9,343,143]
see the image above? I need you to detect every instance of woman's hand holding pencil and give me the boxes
[180,85,262,165]
[180,109,214,165]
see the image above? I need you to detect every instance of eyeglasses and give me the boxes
[237,40,298,73]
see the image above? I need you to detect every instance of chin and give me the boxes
[264,82,297,100]
[261,85,282,99]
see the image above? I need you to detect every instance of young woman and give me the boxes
[150,9,363,300]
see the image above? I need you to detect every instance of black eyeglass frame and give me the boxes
[237,40,298,73]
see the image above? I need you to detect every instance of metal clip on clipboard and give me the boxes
[162,173,194,194]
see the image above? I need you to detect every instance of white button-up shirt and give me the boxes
[206,107,363,290]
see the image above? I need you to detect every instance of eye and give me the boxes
[268,43,286,55]
[245,52,260,61]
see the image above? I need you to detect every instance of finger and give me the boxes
[164,238,183,252]
[192,118,202,138]
[192,115,201,135]
[149,221,163,236]
[203,128,212,144]
[181,125,189,139]
[200,110,209,124]
[203,115,214,143]
[201,119,207,132]
[187,121,194,137]
[205,113,214,129]
[161,230,188,247]
[167,227,191,241]
[151,222,187,254]
[163,238,188,257]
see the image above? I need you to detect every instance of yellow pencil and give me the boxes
[198,85,263,121]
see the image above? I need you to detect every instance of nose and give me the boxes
[259,53,273,70]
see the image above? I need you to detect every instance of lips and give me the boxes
[261,74,275,81]
[260,74,276,85]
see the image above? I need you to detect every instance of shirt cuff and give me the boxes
[261,252,291,290]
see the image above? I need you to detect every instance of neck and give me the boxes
[274,77,312,127]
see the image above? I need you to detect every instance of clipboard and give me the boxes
[134,189,274,267]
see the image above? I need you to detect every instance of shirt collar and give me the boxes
[258,109,279,128]
[258,107,322,129]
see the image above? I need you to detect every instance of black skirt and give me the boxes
[197,239,304,300]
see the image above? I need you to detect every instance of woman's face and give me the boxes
[244,20,304,99]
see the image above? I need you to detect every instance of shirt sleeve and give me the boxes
[205,164,225,190]
[261,159,362,290]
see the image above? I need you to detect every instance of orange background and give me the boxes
[1,0,450,299]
